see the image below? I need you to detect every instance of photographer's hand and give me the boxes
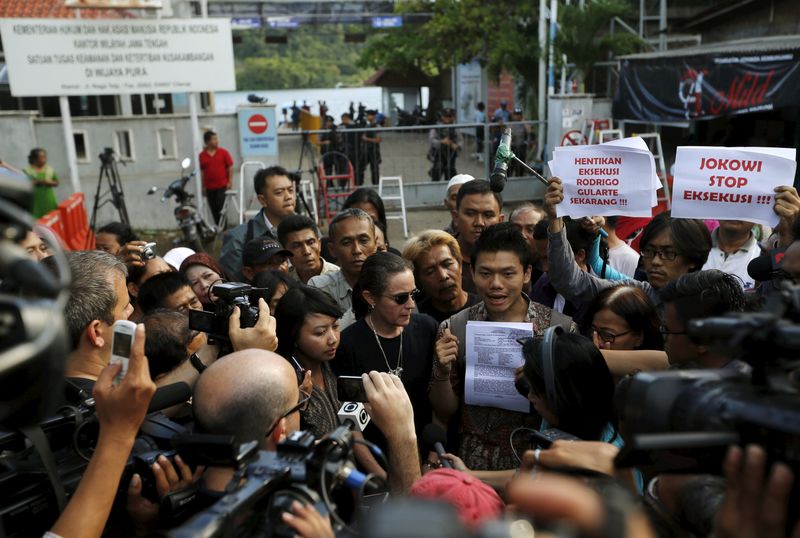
[126,455,205,529]
[363,371,420,494]
[281,501,334,538]
[774,186,800,247]
[521,441,619,476]
[118,240,148,268]
[228,298,278,352]
[51,324,156,538]
[713,445,799,538]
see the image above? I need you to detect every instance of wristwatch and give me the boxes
[190,352,207,374]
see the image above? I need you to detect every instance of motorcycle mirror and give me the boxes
[147,186,158,195]
[181,157,191,169]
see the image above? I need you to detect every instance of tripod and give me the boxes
[90,148,130,230]
[293,132,318,221]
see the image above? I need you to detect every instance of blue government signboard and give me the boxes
[371,16,403,28]
[231,17,261,29]
[238,106,278,157]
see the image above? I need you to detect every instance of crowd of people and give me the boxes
[6,161,800,538]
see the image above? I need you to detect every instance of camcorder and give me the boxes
[615,282,800,530]
[168,424,385,538]
[99,147,116,166]
[188,282,269,342]
[0,383,195,536]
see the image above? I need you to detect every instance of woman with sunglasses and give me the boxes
[335,252,438,451]
[587,285,663,351]
[275,285,384,475]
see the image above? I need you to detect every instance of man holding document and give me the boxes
[428,222,576,472]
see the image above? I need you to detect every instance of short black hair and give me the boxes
[277,214,319,246]
[97,221,138,245]
[138,271,193,315]
[639,211,711,272]
[522,333,616,441]
[477,102,485,111]
[253,166,290,196]
[250,269,297,307]
[27,147,45,165]
[142,309,191,379]
[658,269,746,324]
[455,179,502,211]
[275,285,344,359]
[533,219,549,240]
[328,208,374,241]
[203,130,216,144]
[471,222,531,270]
[605,216,619,228]
[342,188,387,228]
[564,217,595,257]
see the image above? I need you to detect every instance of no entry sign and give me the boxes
[238,106,278,157]
[248,114,268,134]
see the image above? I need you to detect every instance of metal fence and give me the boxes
[274,120,547,186]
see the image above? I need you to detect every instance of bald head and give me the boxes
[193,349,298,445]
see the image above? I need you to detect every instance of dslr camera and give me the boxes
[188,282,268,341]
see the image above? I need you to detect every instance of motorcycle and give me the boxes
[147,158,216,251]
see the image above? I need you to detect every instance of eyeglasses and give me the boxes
[640,248,678,261]
[659,325,687,336]
[265,389,311,437]
[384,289,420,305]
[592,326,633,344]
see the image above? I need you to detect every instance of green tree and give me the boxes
[554,0,645,91]
[234,27,373,90]
[360,0,540,107]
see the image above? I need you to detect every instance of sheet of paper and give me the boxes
[553,144,656,218]
[671,146,797,227]
[464,321,533,413]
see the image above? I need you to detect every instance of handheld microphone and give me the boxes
[490,128,513,193]
[747,248,785,282]
[422,423,452,469]
[337,401,370,432]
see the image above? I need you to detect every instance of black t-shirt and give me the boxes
[333,314,437,452]
[416,292,481,324]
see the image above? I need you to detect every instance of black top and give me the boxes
[416,292,481,323]
[333,314,437,453]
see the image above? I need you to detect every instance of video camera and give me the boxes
[99,147,116,166]
[169,424,385,538]
[615,282,800,528]
[188,282,269,342]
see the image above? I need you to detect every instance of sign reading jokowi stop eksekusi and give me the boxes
[671,147,797,227]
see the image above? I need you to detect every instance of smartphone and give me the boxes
[110,320,137,385]
[337,375,368,403]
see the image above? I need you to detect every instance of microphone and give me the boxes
[422,423,452,469]
[747,248,786,282]
[337,401,370,432]
[146,382,192,414]
[490,127,513,193]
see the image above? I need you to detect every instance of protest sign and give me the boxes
[550,137,659,218]
[671,146,797,226]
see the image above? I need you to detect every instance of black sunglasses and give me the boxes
[384,289,420,305]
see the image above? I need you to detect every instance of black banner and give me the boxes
[613,49,800,122]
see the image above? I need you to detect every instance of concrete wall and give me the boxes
[0,112,38,169]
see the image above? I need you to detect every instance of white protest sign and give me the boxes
[552,143,656,218]
[603,136,660,207]
[0,18,235,96]
[671,146,797,227]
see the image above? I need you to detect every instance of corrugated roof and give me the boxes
[0,0,129,19]
[621,35,800,60]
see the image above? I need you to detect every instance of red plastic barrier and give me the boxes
[58,193,95,251]
[37,209,66,242]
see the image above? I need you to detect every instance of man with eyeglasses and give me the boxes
[192,349,332,535]
[543,179,713,306]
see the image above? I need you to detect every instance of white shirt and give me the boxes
[608,242,640,277]
[701,230,761,289]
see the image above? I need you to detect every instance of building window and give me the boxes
[73,131,89,163]
[115,130,135,161]
[156,127,177,160]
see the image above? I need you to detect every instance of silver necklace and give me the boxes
[366,315,403,377]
